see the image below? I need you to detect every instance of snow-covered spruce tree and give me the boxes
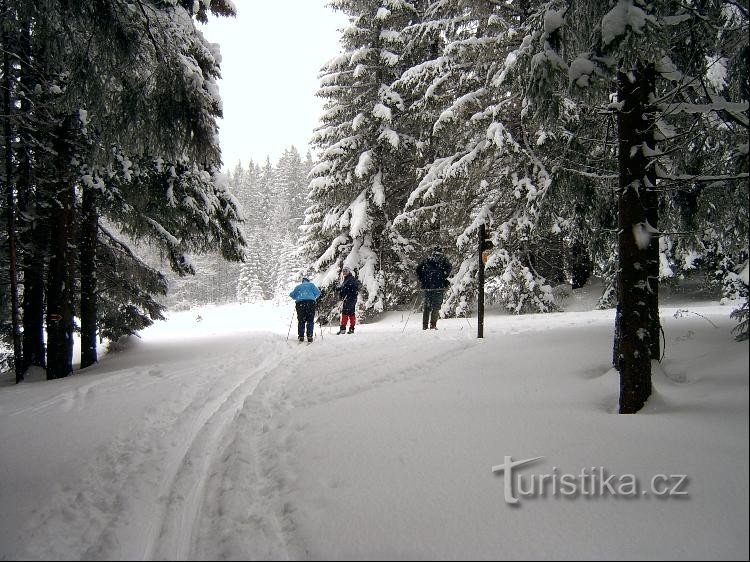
[0,1,68,378]
[221,150,314,304]
[253,157,279,298]
[102,155,245,292]
[5,10,60,376]
[511,0,748,412]
[1,0,24,381]
[236,261,265,304]
[268,152,298,300]
[1,0,245,378]
[650,2,748,335]
[76,1,244,370]
[393,0,499,315]
[228,160,262,304]
[605,0,745,411]
[271,147,313,299]
[393,0,569,316]
[371,0,447,305]
[304,0,420,319]
[95,223,169,343]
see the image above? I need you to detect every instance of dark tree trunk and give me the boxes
[645,179,660,361]
[2,10,24,382]
[615,63,657,414]
[570,242,592,289]
[80,187,99,369]
[46,117,75,380]
[21,246,46,370]
[17,19,47,371]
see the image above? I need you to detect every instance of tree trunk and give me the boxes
[2,10,24,382]
[17,19,47,371]
[46,117,75,380]
[615,63,656,414]
[645,177,660,360]
[21,246,46,370]
[80,187,99,369]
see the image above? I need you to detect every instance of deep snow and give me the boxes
[0,283,747,560]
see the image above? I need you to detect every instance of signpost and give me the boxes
[478,224,494,339]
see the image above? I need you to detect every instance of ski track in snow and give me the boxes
[4,299,746,560]
[14,335,293,561]
[9,323,479,561]
[144,345,287,561]
[190,330,473,560]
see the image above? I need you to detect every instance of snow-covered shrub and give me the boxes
[488,255,558,314]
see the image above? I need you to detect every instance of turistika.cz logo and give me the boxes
[491,456,689,505]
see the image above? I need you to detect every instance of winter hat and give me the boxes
[342,265,352,274]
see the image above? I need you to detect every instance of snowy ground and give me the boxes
[0,283,747,561]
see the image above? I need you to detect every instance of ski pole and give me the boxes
[402,293,421,333]
[286,308,294,341]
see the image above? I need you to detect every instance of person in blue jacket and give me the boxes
[289,275,321,342]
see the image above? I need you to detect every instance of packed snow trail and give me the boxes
[0,299,747,560]
[189,329,473,560]
[1,315,476,560]
[3,334,295,560]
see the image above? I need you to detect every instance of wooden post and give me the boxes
[478,223,485,338]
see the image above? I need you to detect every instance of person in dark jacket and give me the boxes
[337,266,360,334]
[416,246,452,330]
[289,275,321,342]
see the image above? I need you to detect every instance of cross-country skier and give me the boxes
[337,266,361,334]
[416,246,452,330]
[289,274,321,342]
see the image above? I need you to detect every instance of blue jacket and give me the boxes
[289,279,321,302]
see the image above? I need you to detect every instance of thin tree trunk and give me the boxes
[17,18,47,371]
[21,240,46,370]
[46,117,75,380]
[2,8,24,382]
[645,177,660,360]
[615,63,656,414]
[80,187,98,369]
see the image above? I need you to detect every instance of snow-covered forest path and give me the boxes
[1,299,747,560]
[1,307,477,560]
[2,333,291,560]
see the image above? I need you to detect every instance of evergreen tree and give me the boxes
[304,0,747,414]
[392,0,565,315]
[227,150,315,304]
[493,0,748,412]
[0,0,247,378]
[304,0,421,315]
[273,147,312,298]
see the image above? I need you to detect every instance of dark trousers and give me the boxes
[296,300,316,338]
[422,290,444,328]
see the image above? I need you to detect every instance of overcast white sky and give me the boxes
[200,2,348,170]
